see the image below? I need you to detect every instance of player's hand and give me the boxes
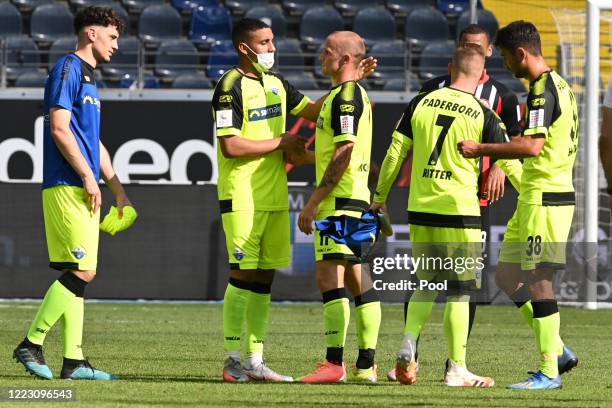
[298,202,318,235]
[457,140,481,158]
[285,147,309,166]
[115,194,133,218]
[358,56,378,80]
[369,202,387,213]
[485,164,505,202]
[83,174,101,214]
[279,132,307,152]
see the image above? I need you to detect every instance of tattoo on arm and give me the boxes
[319,143,353,189]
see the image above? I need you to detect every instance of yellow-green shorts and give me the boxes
[410,224,484,292]
[221,210,290,270]
[43,185,100,272]
[499,201,574,271]
[314,209,362,263]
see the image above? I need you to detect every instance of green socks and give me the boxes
[404,289,438,338]
[323,288,350,363]
[245,291,271,354]
[532,300,561,378]
[27,273,86,360]
[444,296,470,367]
[355,289,381,369]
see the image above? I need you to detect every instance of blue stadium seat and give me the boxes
[69,0,113,10]
[418,40,455,79]
[437,0,482,18]
[281,0,326,17]
[404,7,449,51]
[383,77,406,91]
[369,40,405,83]
[189,5,232,49]
[385,0,434,17]
[139,4,182,47]
[11,0,52,13]
[224,0,267,17]
[118,73,159,88]
[15,70,47,87]
[122,0,164,15]
[353,6,395,46]
[334,0,370,17]
[0,2,22,39]
[30,3,74,45]
[299,6,344,49]
[48,36,77,69]
[101,36,140,80]
[172,73,212,88]
[172,0,218,14]
[4,35,40,80]
[206,40,237,79]
[456,9,498,41]
[275,38,304,75]
[284,72,319,90]
[245,5,287,39]
[108,3,130,35]
[155,38,200,80]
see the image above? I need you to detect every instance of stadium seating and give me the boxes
[118,72,160,88]
[101,36,140,80]
[69,0,113,10]
[11,0,52,13]
[369,40,406,84]
[245,5,287,39]
[353,6,396,46]
[436,0,482,18]
[418,40,455,79]
[284,72,319,90]
[281,0,326,17]
[206,40,237,79]
[139,4,182,47]
[154,38,200,80]
[4,35,40,81]
[0,2,22,39]
[299,6,344,49]
[30,3,74,45]
[15,70,47,87]
[385,0,434,17]
[456,9,498,41]
[172,0,218,14]
[122,0,164,15]
[334,0,370,17]
[224,0,267,17]
[276,38,304,75]
[404,7,449,51]
[382,77,406,91]
[189,5,232,49]
[108,3,130,35]
[501,76,527,96]
[48,36,77,69]
[172,73,212,88]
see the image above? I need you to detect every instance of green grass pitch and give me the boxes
[1,303,610,407]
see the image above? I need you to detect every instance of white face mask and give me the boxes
[243,43,275,73]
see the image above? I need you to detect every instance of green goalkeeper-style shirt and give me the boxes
[212,68,310,212]
[520,70,579,205]
[315,80,373,213]
[374,86,508,228]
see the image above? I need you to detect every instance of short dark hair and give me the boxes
[459,24,490,43]
[74,6,125,34]
[231,18,270,50]
[494,20,541,56]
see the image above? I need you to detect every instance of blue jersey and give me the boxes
[43,53,101,189]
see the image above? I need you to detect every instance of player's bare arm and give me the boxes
[458,135,545,159]
[298,141,354,234]
[219,132,306,158]
[100,142,132,216]
[49,107,101,213]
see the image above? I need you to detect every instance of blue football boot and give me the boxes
[558,345,578,374]
[60,359,119,380]
[13,339,54,380]
[507,371,562,390]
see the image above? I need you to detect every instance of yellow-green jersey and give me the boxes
[521,70,578,205]
[374,86,508,228]
[212,68,311,212]
[315,81,372,212]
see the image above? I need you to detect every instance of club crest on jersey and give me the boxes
[271,87,279,95]
[71,247,87,260]
[234,248,245,261]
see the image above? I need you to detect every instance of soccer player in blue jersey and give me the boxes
[13,6,135,380]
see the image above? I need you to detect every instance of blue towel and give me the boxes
[314,210,380,259]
